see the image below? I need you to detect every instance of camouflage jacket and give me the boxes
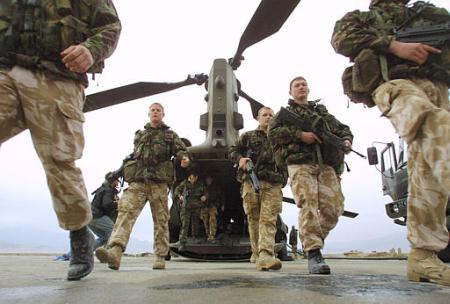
[268,100,353,174]
[132,122,188,184]
[0,0,121,86]
[289,228,298,246]
[229,128,288,186]
[205,183,224,209]
[174,180,206,209]
[331,0,450,85]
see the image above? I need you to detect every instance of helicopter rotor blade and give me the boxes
[83,74,208,113]
[230,0,301,69]
[238,88,265,120]
[283,197,359,218]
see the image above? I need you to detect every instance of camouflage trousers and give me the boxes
[200,206,218,240]
[288,164,344,252]
[373,79,449,251]
[108,182,170,257]
[242,180,282,256]
[179,207,201,244]
[0,66,91,231]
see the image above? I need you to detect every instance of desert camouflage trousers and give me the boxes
[288,164,344,252]
[242,180,282,256]
[0,66,91,230]
[200,206,218,240]
[373,79,450,251]
[108,182,170,257]
[179,207,201,244]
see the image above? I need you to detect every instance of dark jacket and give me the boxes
[91,182,119,221]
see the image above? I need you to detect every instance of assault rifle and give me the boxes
[395,22,450,47]
[277,107,366,158]
[245,150,261,194]
[282,197,359,219]
[108,153,134,186]
[181,187,189,206]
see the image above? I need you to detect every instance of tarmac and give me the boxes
[0,254,449,304]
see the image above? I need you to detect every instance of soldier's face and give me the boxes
[257,108,274,129]
[149,104,164,124]
[188,174,198,183]
[290,79,309,101]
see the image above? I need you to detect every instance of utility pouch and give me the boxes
[123,159,137,183]
[341,48,384,107]
[353,49,382,94]
[341,66,375,107]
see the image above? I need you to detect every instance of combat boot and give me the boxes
[95,245,123,270]
[153,256,166,270]
[307,249,330,275]
[256,251,282,271]
[249,252,258,263]
[407,248,450,286]
[67,226,94,281]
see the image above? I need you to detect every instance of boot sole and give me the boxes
[407,270,450,286]
[67,263,94,281]
[309,265,331,275]
[95,249,109,263]
[256,262,282,271]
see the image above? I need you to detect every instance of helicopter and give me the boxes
[82,0,357,260]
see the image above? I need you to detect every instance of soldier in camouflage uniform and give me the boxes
[0,1,121,280]
[96,103,190,270]
[332,0,450,286]
[289,225,299,259]
[268,77,353,274]
[175,170,207,251]
[201,175,224,242]
[230,107,287,271]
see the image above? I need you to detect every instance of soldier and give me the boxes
[332,0,450,286]
[201,175,225,243]
[89,172,121,251]
[96,103,190,270]
[268,77,353,275]
[175,170,207,251]
[229,106,287,271]
[289,225,299,259]
[0,1,121,280]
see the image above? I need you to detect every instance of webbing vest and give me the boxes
[0,0,103,79]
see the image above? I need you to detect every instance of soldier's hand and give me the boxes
[61,44,94,73]
[389,40,441,65]
[180,156,190,168]
[239,157,251,170]
[300,132,322,144]
[343,140,352,154]
[200,195,207,202]
[179,195,184,203]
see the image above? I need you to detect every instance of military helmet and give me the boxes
[370,0,410,8]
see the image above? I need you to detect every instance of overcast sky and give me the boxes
[1,0,449,253]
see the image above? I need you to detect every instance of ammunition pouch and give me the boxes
[342,49,385,108]
[123,159,137,183]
